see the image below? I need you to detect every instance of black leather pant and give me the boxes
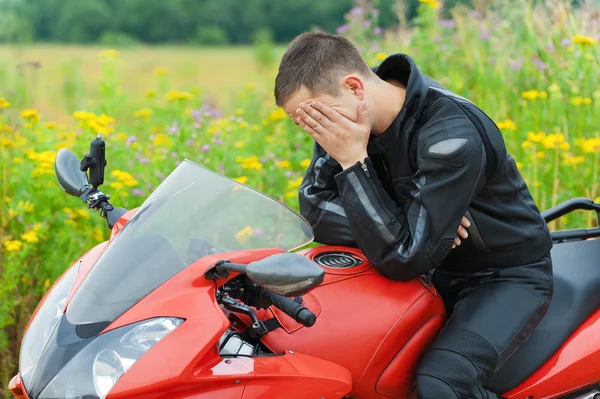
[416,254,553,398]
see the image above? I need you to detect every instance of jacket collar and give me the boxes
[367,53,429,154]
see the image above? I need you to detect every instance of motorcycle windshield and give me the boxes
[66,160,314,326]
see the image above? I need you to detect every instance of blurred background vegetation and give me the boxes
[1,0,600,396]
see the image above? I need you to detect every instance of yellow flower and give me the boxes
[13,157,23,164]
[164,90,192,101]
[241,156,263,170]
[288,176,303,189]
[582,97,592,105]
[269,108,287,121]
[572,34,596,46]
[20,109,40,121]
[233,176,249,184]
[154,66,168,77]
[133,108,153,119]
[0,124,12,133]
[300,159,311,168]
[516,162,523,170]
[541,133,565,149]
[110,182,124,189]
[559,142,570,151]
[145,89,156,99]
[521,141,532,148]
[3,240,23,252]
[93,227,105,242]
[98,49,119,59]
[0,97,11,108]
[152,133,172,147]
[496,119,516,131]
[18,201,34,213]
[521,90,540,100]
[234,141,245,149]
[73,110,97,121]
[539,91,548,98]
[44,121,58,129]
[536,151,545,159]
[235,156,244,163]
[579,138,600,153]
[564,154,585,166]
[376,52,387,61]
[285,191,297,198]
[111,170,137,187]
[236,225,254,245]
[595,197,600,204]
[235,108,245,116]
[569,97,591,106]
[265,136,273,143]
[21,230,39,243]
[1,138,14,148]
[278,160,291,168]
[527,132,545,143]
[548,83,560,93]
[240,121,248,129]
[76,209,90,219]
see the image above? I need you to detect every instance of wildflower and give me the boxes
[234,141,245,149]
[73,110,97,121]
[548,83,560,93]
[241,156,263,171]
[131,189,145,196]
[285,191,297,199]
[439,19,456,28]
[168,121,179,134]
[300,159,311,168]
[1,138,14,148]
[522,141,532,149]
[527,132,545,143]
[516,162,523,170]
[539,91,548,98]
[521,90,542,100]
[288,176,303,189]
[564,155,585,166]
[569,96,592,106]
[233,176,249,184]
[536,151,545,159]
[133,108,153,119]
[376,52,387,61]
[236,225,254,245]
[145,89,156,99]
[154,67,168,77]
[559,142,570,151]
[93,228,104,242]
[201,144,210,152]
[76,209,90,219]
[3,240,23,252]
[0,98,11,108]
[18,201,34,213]
[98,49,119,59]
[21,230,39,243]
[111,170,138,187]
[164,90,192,102]
[13,157,23,164]
[235,108,245,116]
[152,133,172,147]
[20,109,40,121]
[110,182,124,189]
[373,27,384,35]
[496,120,516,131]
[572,34,596,46]
[269,109,287,121]
[579,138,600,153]
[278,160,291,168]
[419,0,441,8]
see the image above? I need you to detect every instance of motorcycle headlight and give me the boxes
[20,265,79,389]
[38,317,183,399]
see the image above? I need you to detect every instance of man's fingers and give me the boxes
[357,101,369,127]
[454,237,461,247]
[297,117,320,138]
[457,226,469,239]
[301,103,333,128]
[461,216,471,228]
[310,101,347,125]
[297,108,325,135]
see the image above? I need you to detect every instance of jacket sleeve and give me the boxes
[334,117,486,281]
[298,142,357,246]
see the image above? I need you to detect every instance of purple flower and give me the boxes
[469,10,480,18]
[439,19,456,28]
[268,152,276,159]
[373,8,380,16]
[216,163,225,171]
[362,20,371,29]
[349,6,363,16]
[480,29,490,41]
[253,227,264,236]
[532,56,548,71]
[147,183,154,190]
[489,57,497,64]
[260,156,268,163]
[433,35,442,43]
[155,170,166,180]
[191,109,202,121]
[175,161,181,166]
[132,189,145,196]
[17,216,23,223]
[547,43,555,53]
[214,138,224,145]
[169,121,179,134]
[561,38,571,47]
[285,170,294,177]
[201,104,221,118]
[213,129,221,137]
[510,59,524,71]
[186,139,195,146]
[336,24,350,35]
[201,144,210,152]
[126,135,137,146]
[171,152,178,159]
[373,26,384,35]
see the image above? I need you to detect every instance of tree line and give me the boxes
[0,0,473,45]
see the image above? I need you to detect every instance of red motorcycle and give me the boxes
[8,138,600,399]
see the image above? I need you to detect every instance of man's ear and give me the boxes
[343,75,365,100]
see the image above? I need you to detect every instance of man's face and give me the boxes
[281,85,362,126]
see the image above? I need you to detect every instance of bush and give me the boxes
[193,25,230,46]
[98,31,140,47]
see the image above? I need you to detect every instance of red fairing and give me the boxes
[258,246,447,399]
[106,248,352,399]
[504,308,600,399]
[110,208,138,239]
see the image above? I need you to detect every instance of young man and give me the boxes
[274,32,553,398]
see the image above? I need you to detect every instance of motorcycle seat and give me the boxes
[487,238,600,393]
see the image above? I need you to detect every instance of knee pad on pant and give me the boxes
[416,329,499,399]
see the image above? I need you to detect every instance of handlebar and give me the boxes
[257,288,317,327]
[542,197,600,242]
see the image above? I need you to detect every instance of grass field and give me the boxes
[1,0,599,395]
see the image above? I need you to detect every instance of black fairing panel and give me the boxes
[488,238,600,393]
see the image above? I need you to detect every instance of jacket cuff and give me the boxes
[334,157,371,181]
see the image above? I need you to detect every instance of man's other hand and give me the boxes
[453,216,470,248]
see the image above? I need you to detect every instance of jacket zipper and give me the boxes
[361,162,397,223]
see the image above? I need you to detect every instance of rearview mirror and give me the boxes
[246,253,324,297]
[55,148,90,197]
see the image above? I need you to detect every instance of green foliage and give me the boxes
[98,31,140,47]
[193,25,230,46]
[253,28,277,71]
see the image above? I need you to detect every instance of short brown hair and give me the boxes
[274,31,373,107]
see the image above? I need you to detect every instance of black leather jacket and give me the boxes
[299,53,552,281]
